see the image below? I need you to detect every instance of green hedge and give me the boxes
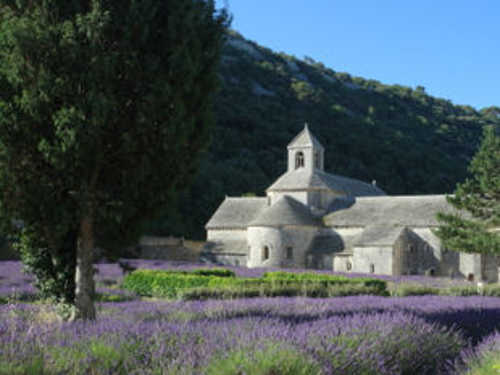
[179,283,389,300]
[262,272,387,293]
[390,284,440,297]
[262,271,349,282]
[122,269,388,299]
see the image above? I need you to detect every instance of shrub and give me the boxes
[190,268,235,278]
[123,269,388,300]
[391,284,440,297]
[443,286,479,296]
[205,342,322,375]
[483,284,500,297]
[179,282,388,301]
[262,271,348,282]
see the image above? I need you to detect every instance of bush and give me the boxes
[205,342,322,375]
[391,284,440,297]
[483,284,500,297]
[443,286,479,296]
[190,268,235,278]
[122,269,237,298]
[262,271,348,282]
[263,272,387,293]
[179,282,388,301]
[123,269,389,300]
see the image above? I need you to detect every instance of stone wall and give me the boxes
[247,225,317,268]
[202,253,247,267]
[399,229,441,276]
[352,246,394,275]
[207,229,247,242]
[481,254,499,282]
[333,253,353,272]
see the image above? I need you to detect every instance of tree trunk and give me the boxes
[69,214,96,321]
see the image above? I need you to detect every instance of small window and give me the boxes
[408,245,415,253]
[295,151,304,169]
[234,259,240,266]
[262,246,270,261]
[286,247,293,260]
[346,261,352,271]
[467,273,474,282]
[369,264,375,273]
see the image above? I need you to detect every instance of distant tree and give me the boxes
[0,0,229,320]
[415,85,426,94]
[435,126,500,254]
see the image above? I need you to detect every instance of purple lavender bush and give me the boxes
[2,296,500,374]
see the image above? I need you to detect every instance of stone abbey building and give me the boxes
[203,125,499,282]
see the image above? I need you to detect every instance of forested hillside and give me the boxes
[148,30,500,239]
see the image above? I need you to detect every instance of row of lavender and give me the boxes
[1,296,499,374]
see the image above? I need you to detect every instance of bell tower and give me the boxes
[287,123,324,173]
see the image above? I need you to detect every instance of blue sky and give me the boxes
[215,0,499,110]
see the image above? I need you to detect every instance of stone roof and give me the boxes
[267,169,386,196]
[249,196,320,227]
[203,240,248,255]
[309,235,344,254]
[324,195,463,227]
[287,124,324,150]
[354,225,406,247]
[205,197,268,229]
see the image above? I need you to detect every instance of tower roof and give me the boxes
[287,123,324,150]
[267,168,386,196]
[249,196,320,227]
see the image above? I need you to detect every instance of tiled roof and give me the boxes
[267,169,386,196]
[249,196,320,227]
[354,225,407,246]
[205,197,267,229]
[324,195,463,227]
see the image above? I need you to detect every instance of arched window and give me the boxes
[369,263,375,273]
[295,151,304,169]
[262,246,270,261]
[286,247,293,260]
[346,261,352,271]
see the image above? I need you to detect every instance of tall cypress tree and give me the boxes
[0,0,229,320]
[435,125,500,254]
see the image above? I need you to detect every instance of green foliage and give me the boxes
[180,283,388,300]
[444,286,479,296]
[122,269,388,300]
[205,343,322,375]
[262,271,348,281]
[190,268,235,277]
[390,284,440,297]
[462,350,500,375]
[15,228,77,303]
[0,356,45,375]
[436,126,500,254]
[0,0,229,313]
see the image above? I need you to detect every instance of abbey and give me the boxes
[203,125,499,282]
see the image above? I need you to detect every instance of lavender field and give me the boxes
[1,260,500,374]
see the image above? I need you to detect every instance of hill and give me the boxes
[148,30,500,239]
